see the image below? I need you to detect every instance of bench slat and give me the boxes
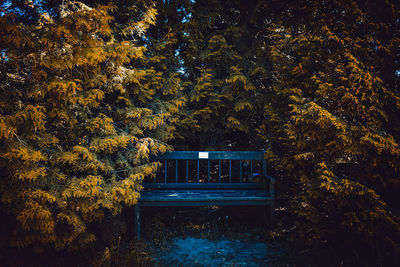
[186,160,189,182]
[155,151,264,160]
[142,182,268,189]
[139,200,271,207]
[139,189,272,206]
[141,190,270,198]
[218,160,221,182]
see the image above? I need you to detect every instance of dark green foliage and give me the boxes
[165,0,272,150]
[147,0,400,264]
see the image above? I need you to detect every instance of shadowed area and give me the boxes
[156,236,280,266]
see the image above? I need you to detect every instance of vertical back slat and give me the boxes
[175,160,178,183]
[218,160,221,183]
[164,160,167,183]
[158,152,267,185]
[263,158,267,177]
[186,160,189,183]
[208,160,210,183]
[197,160,200,182]
[240,160,243,183]
[250,160,253,179]
[229,160,232,183]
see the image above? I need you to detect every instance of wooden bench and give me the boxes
[134,151,275,238]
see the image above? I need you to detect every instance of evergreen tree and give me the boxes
[171,0,272,150]
[0,0,183,250]
[258,0,400,261]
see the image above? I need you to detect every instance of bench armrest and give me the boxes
[265,175,276,184]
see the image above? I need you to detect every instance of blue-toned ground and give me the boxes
[142,206,284,266]
[154,236,279,266]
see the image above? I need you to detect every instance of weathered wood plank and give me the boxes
[140,189,271,201]
[208,160,210,182]
[140,196,271,201]
[197,159,199,182]
[186,160,189,183]
[139,189,272,207]
[164,160,167,183]
[141,189,270,196]
[175,159,178,182]
[139,199,272,207]
[240,160,243,183]
[229,160,232,183]
[155,151,264,160]
[218,160,221,182]
[142,182,267,189]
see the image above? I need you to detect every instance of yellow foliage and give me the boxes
[227,116,241,126]
[90,135,136,154]
[17,200,55,235]
[360,132,400,156]
[234,101,253,112]
[3,147,46,163]
[226,74,256,92]
[86,115,116,135]
[0,0,184,252]
[15,166,47,182]
[0,117,16,139]
[73,89,105,107]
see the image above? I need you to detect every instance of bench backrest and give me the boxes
[144,151,272,190]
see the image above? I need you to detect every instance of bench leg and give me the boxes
[270,199,275,229]
[134,204,140,239]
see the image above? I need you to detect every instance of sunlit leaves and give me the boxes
[0,0,183,250]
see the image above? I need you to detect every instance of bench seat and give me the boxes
[140,188,272,206]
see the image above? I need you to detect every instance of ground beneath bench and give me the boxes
[154,236,279,266]
[141,206,283,266]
